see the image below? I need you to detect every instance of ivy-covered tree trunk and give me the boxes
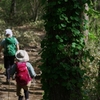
[40,0,90,100]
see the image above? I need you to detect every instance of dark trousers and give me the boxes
[18,90,29,100]
[4,55,15,80]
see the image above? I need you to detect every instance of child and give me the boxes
[10,50,36,100]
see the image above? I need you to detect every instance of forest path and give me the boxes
[0,25,45,100]
[0,70,43,100]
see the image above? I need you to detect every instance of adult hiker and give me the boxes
[0,29,19,83]
[10,50,36,100]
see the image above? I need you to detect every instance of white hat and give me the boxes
[15,50,29,62]
[5,29,13,37]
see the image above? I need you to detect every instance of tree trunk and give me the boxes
[40,0,90,100]
[29,0,40,21]
[10,0,16,17]
[84,3,89,44]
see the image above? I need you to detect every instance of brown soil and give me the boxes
[0,70,43,100]
[0,27,45,100]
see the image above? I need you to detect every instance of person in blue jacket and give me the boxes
[10,50,36,100]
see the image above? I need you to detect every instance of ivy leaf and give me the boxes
[58,44,64,50]
[61,23,66,27]
[56,35,63,42]
[75,11,79,15]
[77,45,82,50]
[65,17,70,23]
[74,16,79,21]
[75,51,79,55]
[72,42,76,48]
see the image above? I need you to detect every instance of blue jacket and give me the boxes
[10,62,36,78]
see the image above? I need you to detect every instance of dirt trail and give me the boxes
[0,26,45,100]
[0,70,43,100]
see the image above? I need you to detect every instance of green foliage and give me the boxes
[39,0,90,100]
[0,0,46,25]
[88,32,97,40]
[82,1,100,100]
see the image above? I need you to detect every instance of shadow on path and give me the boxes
[0,70,43,100]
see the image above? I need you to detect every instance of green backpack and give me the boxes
[4,37,16,56]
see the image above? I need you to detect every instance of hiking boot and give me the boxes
[6,79,10,84]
